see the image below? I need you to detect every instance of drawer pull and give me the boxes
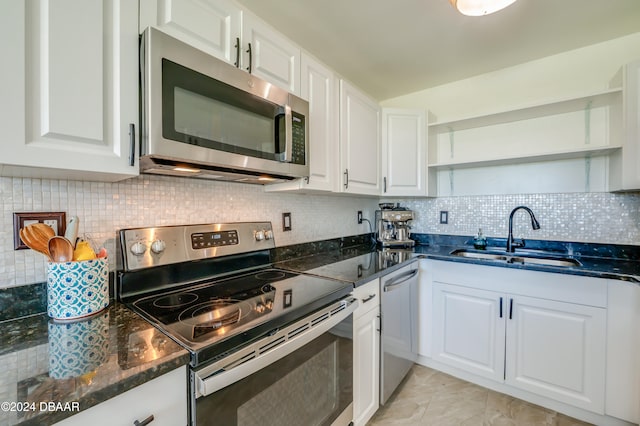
[362,294,376,304]
[134,414,154,426]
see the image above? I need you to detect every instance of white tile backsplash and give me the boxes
[0,175,379,288]
[2,175,640,289]
[386,192,640,245]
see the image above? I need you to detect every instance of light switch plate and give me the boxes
[14,212,67,250]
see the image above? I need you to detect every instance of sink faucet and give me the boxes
[506,206,540,253]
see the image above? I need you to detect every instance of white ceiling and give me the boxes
[235,0,640,101]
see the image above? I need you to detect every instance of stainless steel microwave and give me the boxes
[140,27,309,184]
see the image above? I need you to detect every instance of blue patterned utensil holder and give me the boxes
[48,310,110,379]
[47,258,109,320]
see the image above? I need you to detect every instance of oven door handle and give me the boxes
[195,297,358,398]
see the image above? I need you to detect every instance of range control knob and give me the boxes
[130,241,147,256]
[264,230,274,240]
[254,230,265,241]
[255,302,266,313]
[264,299,274,310]
[150,239,166,254]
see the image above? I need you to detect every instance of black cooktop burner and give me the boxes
[129,267,353,366]
[153,292,199,308]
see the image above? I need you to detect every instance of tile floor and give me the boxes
[368,365,593,425]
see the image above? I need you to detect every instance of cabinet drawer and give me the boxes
[353,279,380,317]
[55,366,187,426]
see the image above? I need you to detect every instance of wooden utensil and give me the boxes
[20,223,55,260]
[48,236,74,262]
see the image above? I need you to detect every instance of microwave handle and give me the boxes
[283,105,293,163]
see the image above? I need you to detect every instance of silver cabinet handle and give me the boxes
[383,269,418,292]
[383,176,387,193]
[344,169,349,189]
[133,414,154,426]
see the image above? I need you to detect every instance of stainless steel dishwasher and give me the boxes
[380,261,419,404]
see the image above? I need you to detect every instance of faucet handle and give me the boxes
[512,238,525,249]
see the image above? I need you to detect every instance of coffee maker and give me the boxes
[375,203,415,247]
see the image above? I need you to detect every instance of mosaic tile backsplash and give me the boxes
[0,176,379,288]
[2,175,640,288]
[385,193,640,246]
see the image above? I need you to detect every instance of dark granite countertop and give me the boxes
[276,234,640,285]
[0,302,190,426]
[411,234,640,283]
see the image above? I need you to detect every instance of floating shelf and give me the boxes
[428,146,621,171]
[428,88,622,132]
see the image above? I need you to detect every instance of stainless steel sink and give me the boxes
[450,249,581,267]
[449,250,508,261]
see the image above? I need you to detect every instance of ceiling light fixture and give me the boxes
[449,0,518,16]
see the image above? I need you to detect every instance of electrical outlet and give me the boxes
[439,210,449,224]
[282,212,292,231]
[13,212,66,250]
[43,219,59,232]
[357,211,363,224]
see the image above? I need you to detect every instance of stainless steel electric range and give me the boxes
[117,222,357,426]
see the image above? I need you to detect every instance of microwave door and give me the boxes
[162,59,285,163]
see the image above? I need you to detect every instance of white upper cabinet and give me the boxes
[610,59,640,191]
[242,12,301,95]
[0,0,139,181]
[340,80,381,196]
[381,108,431,196]
[140,0,301,95]
[266,53,338,193]
[139,0,242,65]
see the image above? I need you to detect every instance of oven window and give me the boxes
[196,329,353,426]
[162,59,286,160]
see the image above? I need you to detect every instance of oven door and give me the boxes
[191,298,357,426]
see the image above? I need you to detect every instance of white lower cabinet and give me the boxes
[429,261,610,418]
[433,284,505,382]
[352,279,380,426]
[54,366,188,426]
[504,295,605,412]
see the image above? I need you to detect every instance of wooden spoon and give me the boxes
[48,236,74,262]
[20,224,55,260]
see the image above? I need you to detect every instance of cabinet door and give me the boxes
[339,80,381,195]
[139,0,242,65]
[353,305,380,426]
[55,367,187,426]
[242,12,301,95]
[300,54,338,191]
[505,295,606,413]
[432,283,506,381]
[1,0,138,182]
[381,108,428,196]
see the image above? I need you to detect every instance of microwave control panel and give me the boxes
[291,113,306,165]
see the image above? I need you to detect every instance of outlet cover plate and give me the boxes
[13,212,66,250]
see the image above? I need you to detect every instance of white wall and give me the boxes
[381,33,640,120]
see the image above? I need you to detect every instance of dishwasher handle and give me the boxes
[383,269,418,292]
